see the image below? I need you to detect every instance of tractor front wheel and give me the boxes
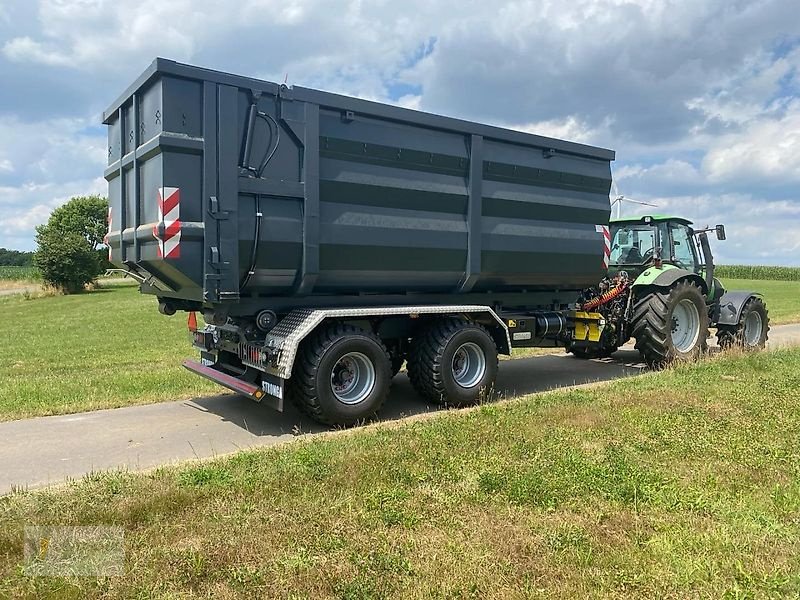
[717,297,769,350]
[631,280,709,368]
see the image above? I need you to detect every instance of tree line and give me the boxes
[0,248,34,267]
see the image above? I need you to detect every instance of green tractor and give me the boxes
[569,215,769,367]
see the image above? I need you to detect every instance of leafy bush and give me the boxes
[34,231,102,293]
[33,195,109,293]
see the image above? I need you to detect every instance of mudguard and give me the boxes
[716,291,761,326]
[632,265,708,294]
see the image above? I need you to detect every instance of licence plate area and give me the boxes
[260,373,284,401]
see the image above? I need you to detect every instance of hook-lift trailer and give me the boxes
[103,60,767,426]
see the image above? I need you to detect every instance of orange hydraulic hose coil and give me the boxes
[581,282,628,311]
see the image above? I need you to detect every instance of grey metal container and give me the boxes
[104,59,614,317]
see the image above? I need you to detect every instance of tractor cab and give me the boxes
[608,215,725,280]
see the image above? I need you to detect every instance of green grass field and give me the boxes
[0,283,217,421]
[0,278,798,422]
[2,348,799,598]
[722,278,800,324]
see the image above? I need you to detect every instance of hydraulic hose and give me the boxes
[240,194,262,290]
[582,281,628,311]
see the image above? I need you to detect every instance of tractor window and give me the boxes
[610,225,657,265]
[669,224,698,271]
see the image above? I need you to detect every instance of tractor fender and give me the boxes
[716,291,762,326]
[632,265,708,294]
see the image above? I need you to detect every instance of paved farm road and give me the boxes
[2,323,799,495]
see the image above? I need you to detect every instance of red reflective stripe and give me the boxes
[183,360,261,397]
[163,219,181,238]
[160,188,180,215]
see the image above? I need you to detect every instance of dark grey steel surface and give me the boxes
[104,58,614,315]
[717,291,761,326]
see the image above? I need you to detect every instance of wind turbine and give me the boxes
[608,180,659,218]
[610,194,659,219]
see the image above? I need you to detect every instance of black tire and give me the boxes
[289,323,391,426]
[717,296,769,350]
[407,319,499,407]
[631,280,709,368]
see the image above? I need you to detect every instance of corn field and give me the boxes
[0,266,40,281]
[715,265,800,281]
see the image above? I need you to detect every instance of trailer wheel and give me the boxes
[631,280,709,368]
[407,319,498,407]
[717,296,769,350]
[289,323,391,426]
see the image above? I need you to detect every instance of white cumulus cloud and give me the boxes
[0,0,798,265]
[703,101,800,184]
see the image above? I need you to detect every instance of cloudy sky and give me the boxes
[0,0,798,264]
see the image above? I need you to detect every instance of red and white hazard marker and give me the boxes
[595,224,611,269]
[105,206,113,261]
[153,187,181,259]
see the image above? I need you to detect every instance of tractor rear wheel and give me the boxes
[717,296,769,350]
[407,319,498,407]
[631,280,709,368]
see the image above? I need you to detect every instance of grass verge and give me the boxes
[1,348,800,597]
[0,283,217,421]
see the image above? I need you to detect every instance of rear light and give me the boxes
[187,311,198,332]
[193,330,213,350]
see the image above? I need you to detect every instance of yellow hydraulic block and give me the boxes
[572,311,605,342]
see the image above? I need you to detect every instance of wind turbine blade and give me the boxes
[624,198,659,207]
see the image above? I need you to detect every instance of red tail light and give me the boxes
[187,311,198,332]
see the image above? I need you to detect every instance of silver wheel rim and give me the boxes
[743,311,763,346]
[671,298,701,353]
[330,352,375,405]
[451,342,486,388]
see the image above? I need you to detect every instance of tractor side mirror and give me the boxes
[715,224,726,241]
[618,230,630,245]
